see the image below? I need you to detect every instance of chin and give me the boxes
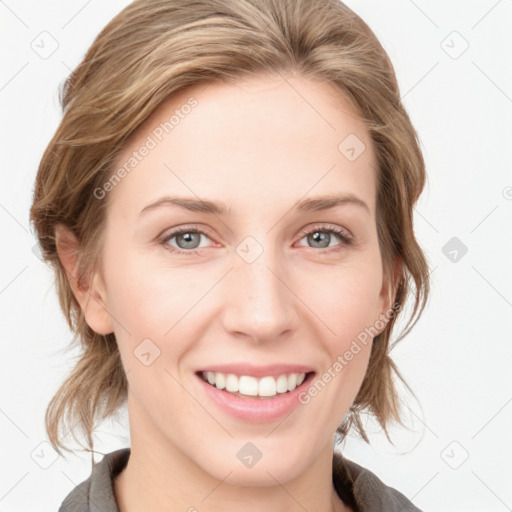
[196,442,310,487]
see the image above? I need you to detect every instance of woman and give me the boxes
[30,0,430,510]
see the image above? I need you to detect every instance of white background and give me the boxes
[1,1,511,511]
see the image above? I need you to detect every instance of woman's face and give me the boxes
[89,73,394,485]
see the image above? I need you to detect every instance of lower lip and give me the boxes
[195,372,315,423]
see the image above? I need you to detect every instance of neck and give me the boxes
[114,435,350,512]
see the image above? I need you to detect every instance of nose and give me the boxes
[220,242,299,344]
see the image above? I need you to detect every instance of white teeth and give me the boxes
[225,373,239,392]
[201,371,308,397]
[239,376,259,396]
[276,374,288,393]
[215,372,225,389]
[258,376,276,397]
[287,373,297,391]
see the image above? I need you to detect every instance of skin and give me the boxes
[56,72,398,512]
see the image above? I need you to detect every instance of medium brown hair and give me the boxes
[30,0,430,457]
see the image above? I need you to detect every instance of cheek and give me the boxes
[103,249,192,333]
[298,260,383,334]
[295,260,382,393]
[104,235,383,356]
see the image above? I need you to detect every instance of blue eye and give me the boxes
[160,226,209,255]
[297,226,353,250]
[159,224,353,255]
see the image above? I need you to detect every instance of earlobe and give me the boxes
[55,224,114,335]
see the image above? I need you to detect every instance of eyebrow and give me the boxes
[138,193,371,217]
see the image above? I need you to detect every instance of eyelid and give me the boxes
[159,223,209,239]
[158,222,354,254]
[296,223,353,243]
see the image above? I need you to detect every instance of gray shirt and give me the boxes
[58,448,421,511]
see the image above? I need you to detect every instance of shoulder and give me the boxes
[333,451,422,512]
[58,448,130,512]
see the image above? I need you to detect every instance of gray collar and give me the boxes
[59,447,421,512]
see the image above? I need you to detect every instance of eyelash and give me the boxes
[158,224,354,256]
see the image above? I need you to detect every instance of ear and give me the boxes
[55,224,114,335]
[376,256,402,333]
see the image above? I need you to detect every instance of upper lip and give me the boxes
[196,363,315,379]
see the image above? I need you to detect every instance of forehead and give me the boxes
[108,73,378,219]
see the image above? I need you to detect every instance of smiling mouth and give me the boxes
[196,370,315,399]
